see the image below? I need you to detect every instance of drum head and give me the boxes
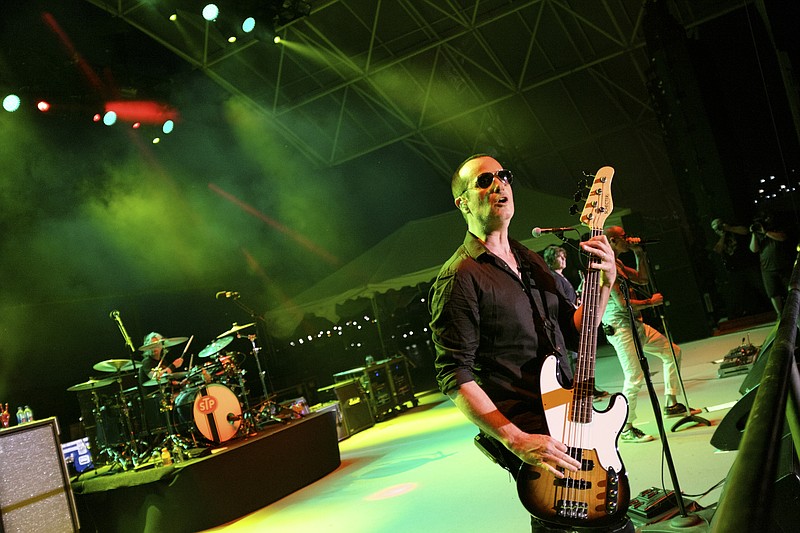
[177,383,241,444]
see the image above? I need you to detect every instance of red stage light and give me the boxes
[104,100,179,125]
[37,101,51,112]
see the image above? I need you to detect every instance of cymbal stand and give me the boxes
[90,390,124,468]
[220,294,280,427]
[243,334,282,426]
[118,372,142,467]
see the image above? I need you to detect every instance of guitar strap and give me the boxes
[519,257,573,382]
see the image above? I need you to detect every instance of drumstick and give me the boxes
[181,335,194,367]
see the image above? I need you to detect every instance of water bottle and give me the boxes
[171,444,184,464]
[161,447,173,466]
[23,405,33,423]
[16,407,24,425]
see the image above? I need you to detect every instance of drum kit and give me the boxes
[67,321,281,470]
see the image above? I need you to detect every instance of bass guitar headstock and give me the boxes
[579,167,614,232]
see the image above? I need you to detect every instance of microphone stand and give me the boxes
[225,294,282,426]
[639,245,710,432]
[110,311,144,466]
[620,281,706,531]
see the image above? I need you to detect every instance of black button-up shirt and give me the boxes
[429,232,579,432]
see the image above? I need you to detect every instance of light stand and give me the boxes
[620,280,708,532]
[640,247,710,432]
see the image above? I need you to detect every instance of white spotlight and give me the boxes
[3,94,21,112]
[202,4,219,22]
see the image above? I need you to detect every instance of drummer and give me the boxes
[139,331,185,387]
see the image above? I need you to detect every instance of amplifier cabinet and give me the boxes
[0,417,80,532]
[333,379,375,437]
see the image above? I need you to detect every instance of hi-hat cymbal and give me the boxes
[216,322,255,339]
[198,336,233,358]
[138,336,189,352]
[93,359,134,373]
[67,377,117,392]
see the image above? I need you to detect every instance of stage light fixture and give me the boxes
[162,120,175,134]
[273,35,282,44]
[3,94,21,112]
[103,111,117,126]
[242,17,256,33]
[37,100,51,112]
[202,4,219,22]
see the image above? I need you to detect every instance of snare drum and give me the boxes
[174,383,242,444]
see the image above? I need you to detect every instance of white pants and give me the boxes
[606,321,681,423]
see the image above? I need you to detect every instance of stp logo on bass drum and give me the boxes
[197,395,218,413]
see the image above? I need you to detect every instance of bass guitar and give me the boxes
[516,166,630,528]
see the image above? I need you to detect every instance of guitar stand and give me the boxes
[620,280,707,532]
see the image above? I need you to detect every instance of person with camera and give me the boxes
[748,210,795,314]
[710,218,765,319]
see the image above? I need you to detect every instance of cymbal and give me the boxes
[93,359,134,373]
[143,371,188,387]
[216,322,255,339]
[198,336,233,358]
[67,377,117,392]
[138,336,189,352]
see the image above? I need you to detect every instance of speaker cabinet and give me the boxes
[333,379,375,437]
[711,386,800,531]
[0,417,80,532]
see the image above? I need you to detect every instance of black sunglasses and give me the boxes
[461,169,514,195]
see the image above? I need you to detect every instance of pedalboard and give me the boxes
[628,487,687,519]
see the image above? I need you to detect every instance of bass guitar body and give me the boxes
[517,355,631,528]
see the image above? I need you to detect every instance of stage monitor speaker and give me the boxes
[0,417,80,532]
[333,379,375,437]
[739,322,781,394]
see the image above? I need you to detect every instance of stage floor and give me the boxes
[198,323,785,532]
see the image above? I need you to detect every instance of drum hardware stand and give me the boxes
[244,337,283,426]
[109,371,141,469]
[150,378,193,455]
[220,293,280,427]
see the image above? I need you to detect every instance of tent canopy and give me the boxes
[265,185,630,337]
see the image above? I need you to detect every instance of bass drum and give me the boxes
[175,383,242,444]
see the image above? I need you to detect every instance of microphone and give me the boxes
[626,237,660,245]
[109,310,120,319]
[216,291,240,300]
[531,226,574,238]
